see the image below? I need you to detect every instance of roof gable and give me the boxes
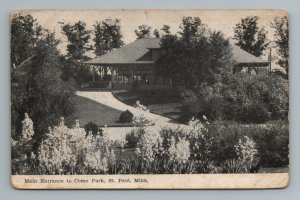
[84,38,269,66]
[84,38,160,65]
[231,44,269,65]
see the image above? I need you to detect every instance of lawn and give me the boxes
[112,89,183,121]
[74,95,133,127]
[112,89,182,106]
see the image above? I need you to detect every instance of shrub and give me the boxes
[238,101,270,123]
[180,74,289,123]
[125,131,139,148]
[84,122,103,136]
[13,115,288,175]
[207,121,289,168]
[119,110,133,123]
[38,118,116,175]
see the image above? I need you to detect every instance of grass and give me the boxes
[112,89,182,106]
[74,95,133,127]
[112,89,183,121]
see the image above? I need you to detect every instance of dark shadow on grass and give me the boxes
[74,95,133,127]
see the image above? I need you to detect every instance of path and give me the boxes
[76,91,187,140]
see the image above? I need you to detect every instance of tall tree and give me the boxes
[60,20,91,60]
[204,31,234,83]
[156,17,233,89]
[11,14,42,137]
[178,16,206,43]
[27,32,76,136]
[271,16,289,78]
[93,18,124,56]
[11,14,42,70]
[153,29,160,38]
[233,16,269,57]
[134,25,152,39]
[155,34,184,89]
[161,25,171,35]
[60,21,92,85]
[11,14,76,139]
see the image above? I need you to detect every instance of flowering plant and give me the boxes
[38,118,116,174]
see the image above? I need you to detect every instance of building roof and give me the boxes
[231,44,269,65]
[84,38,160,65]
[84,38,269,66]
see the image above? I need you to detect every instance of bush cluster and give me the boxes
[84,122,103,136]
[207,121,289,168]
[12,114,288,175]
[180,74,289,124]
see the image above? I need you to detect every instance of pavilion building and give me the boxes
[83,38,270,90]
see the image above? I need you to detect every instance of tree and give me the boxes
[60,21,92,85]
[11,14,76,140]
[155,34,184,89]
[11,14,42,70]
[178,16,206,43]
[60,20,91,60]
[153,29,160,38]
[271,16,289,78]
[233,16,269,57]
[205,31,234,83]
[134,25,152,39]
[93,18,125,81]
[27,32,76,136]
[93,18,124,56]
[11,14,43,138]
[161,25,171,35]
[156,17,233,89]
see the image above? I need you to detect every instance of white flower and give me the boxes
[234,136,257,162]
[21,113,34,140]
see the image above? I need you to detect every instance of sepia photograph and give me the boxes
[10,9,289,189]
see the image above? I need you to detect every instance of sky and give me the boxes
[12,9,287,58]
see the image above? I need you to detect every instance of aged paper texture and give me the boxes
[11,9,289,189]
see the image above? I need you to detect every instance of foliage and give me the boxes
[93,18,124,81]
[156,16,234,89]
[59,20,93,85]
[12,114,288,175]
[178,16,206,43]
[207,121,289,168]
[210,134,260,174]
[271,16,289,78]
[155,34,183,88]
[60,20,91,60]
[21,113,35,140]
[119,110,134,123]
[153,29,160,38]
[134,25,152,39]
[180,73,288,123]
[161,24,171,35]
[93,18,124,56]
[13,117,118,175]
[59,56,91,85]
[11,113,36,174]
[11,14,76,139]
[84,121,103,136]
[123,117,276,174]
[11,14,42,69]
[132,101,154,127]
[233,16,269,57]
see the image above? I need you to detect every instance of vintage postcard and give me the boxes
[11,9,289,189]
